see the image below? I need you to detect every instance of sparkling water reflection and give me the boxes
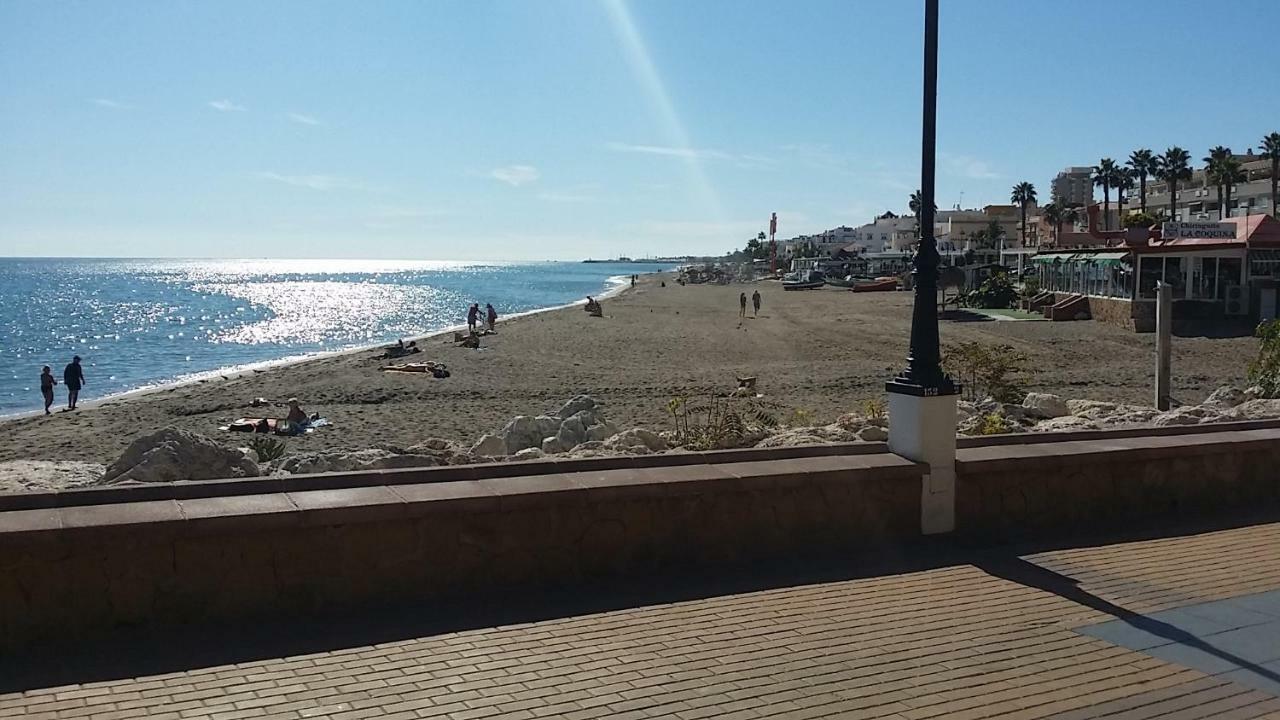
[0,258,669,415]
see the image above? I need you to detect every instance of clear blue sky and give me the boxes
[1,0,1276,260]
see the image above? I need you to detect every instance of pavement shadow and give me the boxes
[4,507,1279,693]
[975,556,1280,687]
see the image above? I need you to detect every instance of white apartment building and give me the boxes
[1142,152,1276,222]
[1052,166,1095,207]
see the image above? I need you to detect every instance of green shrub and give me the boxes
[1248,319,1280,398]
[861,397,887,424]
[942,341,1034,402]
[667,395,780,450]
[977,411,1016,435]
[247,435,287,462]
[963,272,1018,309]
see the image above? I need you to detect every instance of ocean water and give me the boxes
[0,258,671,416]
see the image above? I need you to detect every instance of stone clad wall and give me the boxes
[955,429,1280,540]
[0,455,922,652]
[1086,295,1153,332]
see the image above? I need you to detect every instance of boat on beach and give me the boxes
[849,277,900,292]
[782,269,826,291]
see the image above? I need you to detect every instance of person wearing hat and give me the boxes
[285,398,308,425]
[63,355,85,410]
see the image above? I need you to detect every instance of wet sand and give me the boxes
[0,274,1254,465]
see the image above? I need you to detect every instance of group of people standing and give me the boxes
[739,290,763,318]
[39,355,86,414]
[466,303,499,334]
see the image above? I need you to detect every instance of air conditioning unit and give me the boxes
[1225,285,1249,316]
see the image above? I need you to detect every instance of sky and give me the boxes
[1,0,1277,261]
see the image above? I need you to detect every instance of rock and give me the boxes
[556,416,587,448]
[102,428,258,484]
[572,441,605,452]
[512,448,545,460]
[567,408,600,430]
[471,433,508,457]
[1067,399,1117,415]
[856,426,888,442]
[1022,392,1070,419]
[557,395,599,419]
[1151,406,1220,427]
[585,422,617,441]
[408,437,453,452]
[540,436,565,454]
[1031,416,1100,432]
[755,429,829,448]
[955,401,979,421]
[1222,399,1280,420]
[0,460,107,493]
[603,428,668,452]
[1000,403,1033,424]
[1107,408,1160,426]
[533,415,562,439]
[1244,385,1267,400]
[1203,386,1246,409]
[273,449,441,475]
[833,413,869,431]
[497,415,543,453]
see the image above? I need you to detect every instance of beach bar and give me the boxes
[1032,214,1280,331]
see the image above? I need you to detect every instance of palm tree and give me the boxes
[1093,159,1118,230]
[1042,203,1063,245]
[1218,157,1246,219]
[1062,205,1081,236]
[1156,147,1193,221]
[1115,168,1134,220]
[1010,181,1037,246]
[1204,146,1232,219]
[1262,132,1280,219]
[1127,149,1156,214]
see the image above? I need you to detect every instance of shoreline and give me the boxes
[0,274,1255,468]
[0,273,638,425]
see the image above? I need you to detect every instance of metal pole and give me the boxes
[887,0,954,396]
[1155,281,1172,410]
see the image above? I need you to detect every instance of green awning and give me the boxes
[1033,251,1130,266]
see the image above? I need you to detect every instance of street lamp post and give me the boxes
[886,0,961,535]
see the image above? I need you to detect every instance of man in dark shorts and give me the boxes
[752,289,762,317]
[739,292,747,318]
[63,355,85,410]
[40,366,57,415]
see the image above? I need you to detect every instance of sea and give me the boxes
[0,258,673,416]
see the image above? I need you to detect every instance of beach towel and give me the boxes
[222,417,329,435]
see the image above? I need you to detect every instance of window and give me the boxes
[1190,257,1217,300]
[1219,258,1243,298]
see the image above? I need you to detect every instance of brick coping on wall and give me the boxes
[2,418,1278,516]
[0,453,927,542]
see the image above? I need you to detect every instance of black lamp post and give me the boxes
[886,0,957,397]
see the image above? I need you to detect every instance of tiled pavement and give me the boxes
[5,521,1280,720]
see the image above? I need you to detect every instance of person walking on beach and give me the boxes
[485,303,498,331]
[63,355,85,411]
[467,303,480,333]
[40,366,57,415]
[751,289,761,318]
[739,292,747,318]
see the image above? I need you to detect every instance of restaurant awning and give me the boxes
[1032,251,1129,266]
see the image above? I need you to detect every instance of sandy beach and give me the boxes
[0,273,1255,466]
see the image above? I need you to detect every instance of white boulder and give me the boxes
[1031,416,1100,432]
[1222,399,1280,421]
[557,395,599,419]
[471,433,508,457]
[1151,406,1220,427]
[541,436,566,454]
[856,426,888,442]
[603,428,668,452]
[497,416,543,453]
[1022,392,1070,419]
[512,448,546,461]
[1203,386,1246,409]
[556,416,588,448]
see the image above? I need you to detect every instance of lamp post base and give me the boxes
[887,389,959,535]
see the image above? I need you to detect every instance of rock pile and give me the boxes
[468,395,663,460]
[102,428,259,484]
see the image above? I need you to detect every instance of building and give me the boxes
[1051,166,1095,208]
[1032,214,1280,331]
[934,205,1026,251]
[778,225,862,259]
[849,214,918,253]
[1142,151,1277,222]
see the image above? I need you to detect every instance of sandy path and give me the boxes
[0,274,1254,465]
